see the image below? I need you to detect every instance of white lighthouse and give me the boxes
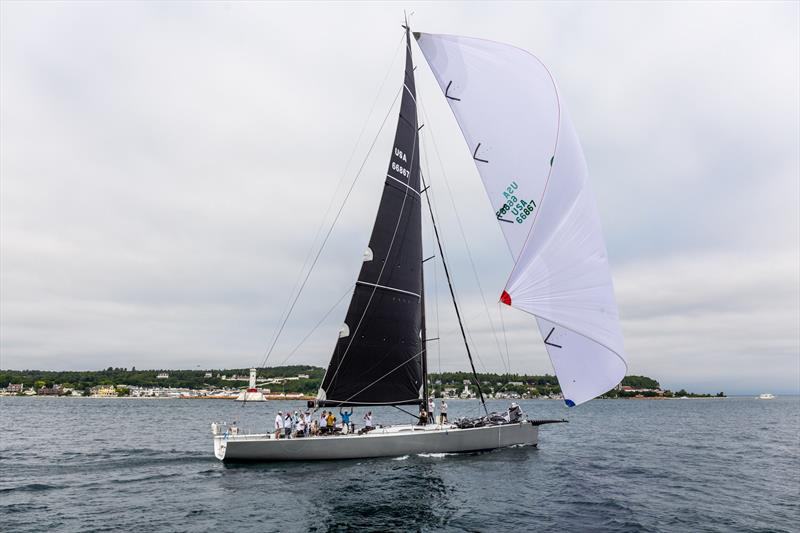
[235,368,266,402]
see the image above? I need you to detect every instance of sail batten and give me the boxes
[317,30,424,407]
[417,33,627,406]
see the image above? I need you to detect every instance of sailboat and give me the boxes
[212,25,627,462]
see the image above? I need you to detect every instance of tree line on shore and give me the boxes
[0,366,719,398]
[0,366,324,394]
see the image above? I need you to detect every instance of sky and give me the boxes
[1,2,798,395]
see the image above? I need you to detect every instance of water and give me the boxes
[1,396,797,532]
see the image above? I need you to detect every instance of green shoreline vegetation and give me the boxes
[0,366,724,398]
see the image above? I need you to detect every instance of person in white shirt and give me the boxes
[274,411,283,439]
[363,411,374,431]
[428,398,435,423]
[440,400,448,424]
[320,410,328,435]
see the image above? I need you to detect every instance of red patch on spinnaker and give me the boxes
[500,290,512,306]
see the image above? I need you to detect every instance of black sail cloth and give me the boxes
[317,32,423,407]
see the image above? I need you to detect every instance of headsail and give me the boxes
[317,29,424,407]
[416,33,627,406]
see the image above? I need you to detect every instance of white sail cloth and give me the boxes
[416,33,626,406]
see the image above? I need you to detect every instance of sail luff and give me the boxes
[317,28,425,407]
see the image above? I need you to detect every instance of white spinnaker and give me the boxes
[416,33,626,406]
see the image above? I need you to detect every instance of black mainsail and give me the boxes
[317,29,424,407]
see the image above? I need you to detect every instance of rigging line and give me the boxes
[275,285,354,367]
[421,129,442,376]
[322,68,422,393]
[321,175,415,397]
[420,145,493,378]
[324,133,418,391]
[462,320,489,374]
[420,129,490,387]
[256,33,406,370]
[434,234,441,376]
[393,404,422,421]
[325,313,534,407]
[418,119,462,378]
[257,80,405,370]
[417,97,511,376]
[420,170,488,416]
[334,347,426,407]
[422,178,489,378]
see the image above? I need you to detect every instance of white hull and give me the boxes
[214,422,538,462]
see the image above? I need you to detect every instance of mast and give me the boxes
[408,16,430,414]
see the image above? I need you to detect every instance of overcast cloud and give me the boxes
[1,2,798,394]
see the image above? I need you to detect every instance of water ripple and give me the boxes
[0,396,797,532]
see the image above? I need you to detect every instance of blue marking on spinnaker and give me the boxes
[564,399,576,407]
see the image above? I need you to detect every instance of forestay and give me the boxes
[416,33,627,406]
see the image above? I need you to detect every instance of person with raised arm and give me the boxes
[340,407,353,434]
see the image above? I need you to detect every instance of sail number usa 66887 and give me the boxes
[495,181,536,224]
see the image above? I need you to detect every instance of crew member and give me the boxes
[274,411,283,439]
[340,408,353,434]
[320,410,328,434]
[284,412,292,439]
[418,404,428,426]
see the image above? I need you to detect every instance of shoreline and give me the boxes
[0,394,734,401]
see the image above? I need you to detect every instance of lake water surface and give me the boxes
[1,396,797,532]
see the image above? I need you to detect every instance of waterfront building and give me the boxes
[37,384,64,396]
[91,386,117,397]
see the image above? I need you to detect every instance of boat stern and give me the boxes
[211,422,228,461]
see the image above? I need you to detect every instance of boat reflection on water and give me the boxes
[324,460,451,530]
[219,445,539,531]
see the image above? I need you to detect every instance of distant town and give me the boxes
[0,366,724,400]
